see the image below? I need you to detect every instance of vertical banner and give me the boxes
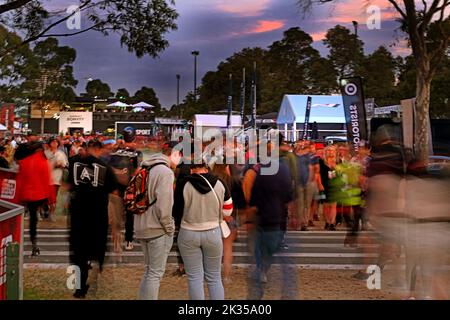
[239,68,246,126]
[226,74,233,129]
[251,62,257,130]
[339,76,368,153]
[302,96,312,140]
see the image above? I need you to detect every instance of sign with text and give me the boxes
[115,122,156,148]
[0,104,15,133]
[302,96,312,140]
[58,112,93,135]
[339,77,368,153]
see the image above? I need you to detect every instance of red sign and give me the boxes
[0,170,19,204]
[0,104,15,133]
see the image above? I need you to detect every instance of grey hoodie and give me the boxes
[133,154,175,239]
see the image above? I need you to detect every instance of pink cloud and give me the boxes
[215,0,272,17]
[250,20,285,33]
[310,31,326,42]
[315,0,400,25]
[231,19,285,37]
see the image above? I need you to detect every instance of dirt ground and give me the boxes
[23,265,404,300]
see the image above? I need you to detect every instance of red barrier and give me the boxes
[0,168,23,300]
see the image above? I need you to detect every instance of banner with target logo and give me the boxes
[339,76,368,153]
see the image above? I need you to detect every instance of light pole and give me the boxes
[352,20,358,37]
[176,74,181,118]
[191,51,199,103]
[352,21,359,74]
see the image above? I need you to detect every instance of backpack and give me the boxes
[124,162,166,215]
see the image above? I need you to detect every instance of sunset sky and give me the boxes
[52,0,411,107]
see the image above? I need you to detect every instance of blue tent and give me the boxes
[277,95,346,140]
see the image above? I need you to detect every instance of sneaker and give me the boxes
[352,271,369,280]
[125,241,134,251]
[328,224,336,231]
[30,246,40,257]
[73,285,89,299]
[280,243,289,251]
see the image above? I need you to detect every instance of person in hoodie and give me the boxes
[15,141,54,257]
[134,141,181,300]
[173,159,233,300]
[68,140,119,299]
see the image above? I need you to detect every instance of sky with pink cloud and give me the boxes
[50,0,418,107]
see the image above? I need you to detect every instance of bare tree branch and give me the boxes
[0,0,33,15]
[37,23,103,38]
[421,0,428,13]
[388,0,408,20]
[0,0,95,58]
[436,0,450,21]
[420,0,443,30]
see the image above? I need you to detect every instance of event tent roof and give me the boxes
[133,102,154,108]
[277,95,346,125]
[193,114,242,128]
[107,101,129,107]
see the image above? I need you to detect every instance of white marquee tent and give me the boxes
[277,95,346,141]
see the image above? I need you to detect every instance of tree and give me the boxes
[397,54,450,118]
[198,47,267,114]
[428,55,450,118]
[305,56,339,94]
[361,46,399,106]
[179,91,206,120]
[85,79,113,99]
[0,25,33,102]
[21,37,78,103]
[297,0,450,162]
[115,88,130,100]
[0,0,178,58]
[265,27,322,107]
[133,86,161,113]
[323,25,365,78]
[18,37,78,134]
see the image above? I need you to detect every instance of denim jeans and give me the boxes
[248,227,298,300]
[138,233,173,300]
[178,227,224,300]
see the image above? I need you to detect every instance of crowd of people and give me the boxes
[1,124,448,300]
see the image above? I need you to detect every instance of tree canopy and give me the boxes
[0,0,179,58]
[177,24,449,121]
